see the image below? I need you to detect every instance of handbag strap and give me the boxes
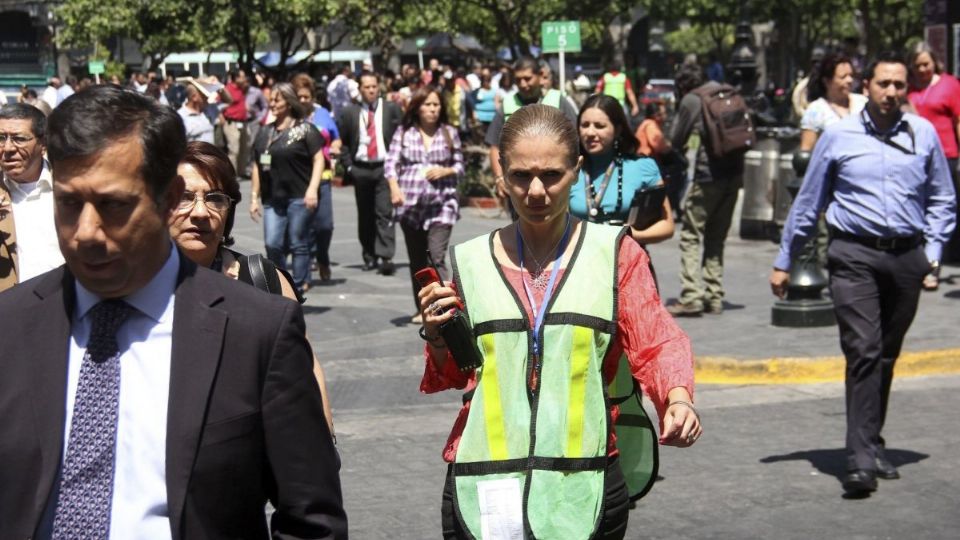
[238,253,282,294]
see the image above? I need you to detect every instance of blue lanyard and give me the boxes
[516,215,571,360]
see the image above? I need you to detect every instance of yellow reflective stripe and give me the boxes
[480,334,509,461]
[566,327,593,457]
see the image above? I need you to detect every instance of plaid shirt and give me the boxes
[384,124,464,230]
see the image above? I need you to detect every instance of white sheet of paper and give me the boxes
[477,478,524,540]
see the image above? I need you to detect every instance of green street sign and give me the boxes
[541,21,581,54]
[415,38,426,49]
[88,61,105,75]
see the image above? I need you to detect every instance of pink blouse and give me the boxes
[420,236,694,462]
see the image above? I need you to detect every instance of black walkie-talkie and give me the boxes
[414,251,484,372]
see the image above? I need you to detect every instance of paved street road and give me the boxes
[232,184,960,538]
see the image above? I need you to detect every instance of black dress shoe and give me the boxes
[875,456,900,480]
[378,258,395,276]
[362,259,379,271]
[842,469,878,494]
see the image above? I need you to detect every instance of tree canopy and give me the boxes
[55,0,926,76]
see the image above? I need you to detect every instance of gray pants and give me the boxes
[223,120,249,175]
[401,222,453,310]
[678,177,741,308]
[351,164,395,263]
[827,238,927,471]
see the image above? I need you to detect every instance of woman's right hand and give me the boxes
[249,198,262,222]
[390,187,406,208]
[418,280,460,340]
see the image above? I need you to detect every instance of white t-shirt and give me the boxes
[800,94,868,134]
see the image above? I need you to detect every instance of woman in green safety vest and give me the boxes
[570,94,674,244]
[418,104,700,540]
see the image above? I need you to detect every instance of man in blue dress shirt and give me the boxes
[770,52,956,496]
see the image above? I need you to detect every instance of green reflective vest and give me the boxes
[602,72,627,104]
[448,222,657,539]
[503,89,563,122]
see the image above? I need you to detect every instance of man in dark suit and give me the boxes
[337,70,402,275]
[0,86,346,539]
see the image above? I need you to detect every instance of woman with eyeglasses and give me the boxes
[170,141,335,432]
[249,82,325,295]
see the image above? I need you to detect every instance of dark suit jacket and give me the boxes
[0,256,347,540]
[336,98,403,172]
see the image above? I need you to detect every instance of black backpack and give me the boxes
[692,83,754,160]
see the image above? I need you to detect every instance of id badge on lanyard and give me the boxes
[260,151,272,172]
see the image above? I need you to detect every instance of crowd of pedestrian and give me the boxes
[0,38,957,538]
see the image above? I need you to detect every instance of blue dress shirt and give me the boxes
[775,111,957,270]
[39,245,179,540]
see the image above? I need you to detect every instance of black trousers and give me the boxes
[401,222,453,310]
[826,238,929,471]
[351,164,395,262]
[441,457,629,539]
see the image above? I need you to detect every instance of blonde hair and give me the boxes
[499,104,579,169]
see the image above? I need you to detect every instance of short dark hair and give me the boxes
[578,94,639,157]
[181,141,241,244]
[513,56,541,74]
[359,70,379,83]
[675,63,705,97]
[807,53,853,102]
[863,51,907,82]
[47,85,186,201]
[0,103,47,139]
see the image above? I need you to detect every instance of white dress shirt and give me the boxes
[355,98,386,162]
[4,161,65,281]
[39,245,179,540]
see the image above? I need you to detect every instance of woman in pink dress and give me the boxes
[908,42,960,286]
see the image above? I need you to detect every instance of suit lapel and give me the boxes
[165,256,227,538]
[27,268,75,516]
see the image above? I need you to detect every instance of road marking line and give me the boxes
[696,348,960,385]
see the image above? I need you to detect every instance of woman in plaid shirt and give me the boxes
[385,87,465,321]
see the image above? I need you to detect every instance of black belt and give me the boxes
[353,160,384,169]
[225,119,247,125]
[830,228,922,251]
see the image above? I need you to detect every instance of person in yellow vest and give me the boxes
[419,104,700,539]
[486,56,579,201]
[596,65,641,120]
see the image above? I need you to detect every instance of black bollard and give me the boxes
[772,151,836,327]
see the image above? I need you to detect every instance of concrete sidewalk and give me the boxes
[230,183,960,384]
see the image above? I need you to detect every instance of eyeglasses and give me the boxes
[0,133,35,147]
[178,191,234,213]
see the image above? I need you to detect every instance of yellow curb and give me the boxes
[695,348,960,385]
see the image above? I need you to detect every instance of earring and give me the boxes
[613,138,620,154]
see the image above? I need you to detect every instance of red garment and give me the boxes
[222,82,247,122]
[908,74,960,158]
[420,235,694,462]
[635,118,669,156]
